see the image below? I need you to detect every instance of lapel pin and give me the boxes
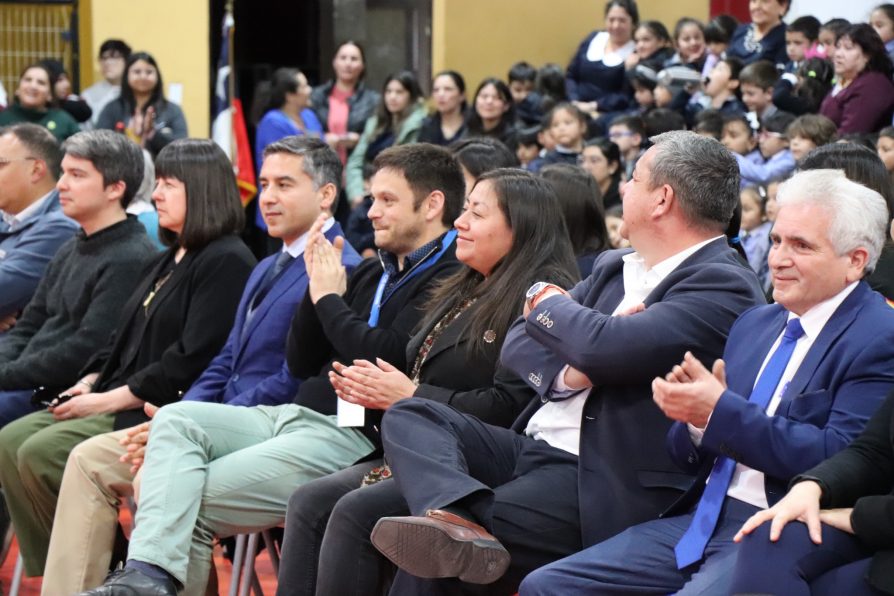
[483,329,496,343]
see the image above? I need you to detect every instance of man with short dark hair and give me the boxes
[369,132,766,594]
[0,130,153,428]
[521,168,894,595]
[0,123,77,322]
[79,142,464,596]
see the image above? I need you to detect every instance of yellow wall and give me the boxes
[433,0,708,92]
[79,0,210,137]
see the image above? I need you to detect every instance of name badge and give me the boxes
[337,397,365,427]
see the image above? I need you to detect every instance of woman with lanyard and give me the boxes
[276,168,579,596]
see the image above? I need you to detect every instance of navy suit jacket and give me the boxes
[666,280,894,513]
[183,223,361,407]
[0,190,78,318]
[502,238,766,547]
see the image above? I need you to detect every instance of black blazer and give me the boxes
[798,390,894,595]
[408,298,534,430]
[85,235,256,429]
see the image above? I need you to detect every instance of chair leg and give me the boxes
[261,529,280,576]
[9,553,24,596]
[228,534,248,596]
[238,533,260,596]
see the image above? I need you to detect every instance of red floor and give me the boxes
[0,509,279,595]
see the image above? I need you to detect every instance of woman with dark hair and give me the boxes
[820,23,894,135]
[799,142,894,299]
[451,136,520,193]
[276,168,579,596]
[96,52,188,155]
[418,70,467,146]
[0,64,80,140]
[253,68,322,169]
[345,71,426,204]
[566,0,638,118]
[0,138,255,578]
[541,163,611,277]
[726,0,789,65]
[465,78,519,151]
[626,20,674,72]
[580,137,623,209]
[310,41,381,164]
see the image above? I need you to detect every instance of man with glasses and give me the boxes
[0,124,78,326]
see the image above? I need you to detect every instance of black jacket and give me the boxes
[796,390,894,595]
[286,241,462,443]
[85,235,256,429]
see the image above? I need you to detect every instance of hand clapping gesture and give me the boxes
[329,358,417,410]
[305,213,347,303]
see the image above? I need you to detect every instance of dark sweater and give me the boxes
[0,103,80,141]
[0,216,155,390]
[286,240,461,443]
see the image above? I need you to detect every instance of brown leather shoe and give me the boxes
[371,509,510,584]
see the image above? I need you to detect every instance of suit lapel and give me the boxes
[733,309,789,397]
[779,283,866,406]
[237,259,307,362]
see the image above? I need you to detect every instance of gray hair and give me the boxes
[262,136,342,192]
[62,130,144,208]
[777,169,888,274]
[648,130,740,232]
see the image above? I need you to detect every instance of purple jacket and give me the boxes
[820,71,894,134]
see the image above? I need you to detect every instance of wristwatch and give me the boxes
[525,282,566,311]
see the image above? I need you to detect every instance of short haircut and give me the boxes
[648,130,740,231]
[98,39,131,59]
[777,169,888,274]
[787,15,821,41]
[449,137,519,180]
[644,108,686,136]
[693,109,724,140]
[263,136,343,192]
[739,60,779,90]
[0,123,63,179]
[609,114,646,137]
[762,110,797,135]
[154,139,245,249]
[372,143,465,226]
[508,61,536,84]
[62,130,143,208]
[786,114,837,147]
[546,102,587,127]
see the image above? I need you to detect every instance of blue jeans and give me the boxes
[0,389,39,429]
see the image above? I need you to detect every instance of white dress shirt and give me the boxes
[525,236,724,455]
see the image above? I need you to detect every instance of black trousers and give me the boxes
[277,460,406,596]
[381,399,582,595]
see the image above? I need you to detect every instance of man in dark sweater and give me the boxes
[0,130,154,428]
[80,143,464,596]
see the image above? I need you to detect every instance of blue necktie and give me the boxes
[250,251,294,311]
[674,317,805,569]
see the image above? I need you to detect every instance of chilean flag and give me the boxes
[211,11,256,205]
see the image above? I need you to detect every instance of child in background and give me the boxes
[666,17,708,72]
[604,205,629,249]
[870,4,894,63]
[736,110,797,186]
[738,185,772,288]
[693,109,723,140]
[783,16,821,72]
[629,67,658,113]
[626,21,675,72]
[580,137,623,209]
[878,126,894,177]
[786,113,838,163]
[739,60,779,121]
[772,57,835,116]
[510,61,541,127]
[516,126,542,170]
[702,14,739,77]
[643,107,686,136]
[722,113,762,182]
[765,178,783,222]
[671,56,746,127]
[532,102,588,171]
[607,114,645,180]
[817,18,850,59]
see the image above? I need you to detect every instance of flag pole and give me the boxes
[226,0,236,162]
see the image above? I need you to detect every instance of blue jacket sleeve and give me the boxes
[736,150,795,186]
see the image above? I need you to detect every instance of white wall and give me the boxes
[787,0,879,23]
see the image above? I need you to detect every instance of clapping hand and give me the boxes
[329,358,417,410]
[307,216,347,303]
[652,352,726,428]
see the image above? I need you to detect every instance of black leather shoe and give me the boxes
[77,567,177,596]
